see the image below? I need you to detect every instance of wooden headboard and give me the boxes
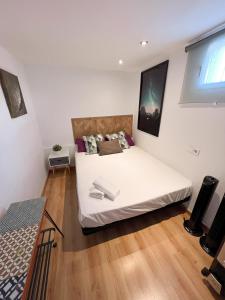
[71,115,133,139]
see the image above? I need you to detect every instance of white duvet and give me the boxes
[75,146,192,228]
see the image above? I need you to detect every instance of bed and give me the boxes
[71,115,192,234]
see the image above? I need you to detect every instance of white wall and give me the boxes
[24,66,137,162]
[133,49,225,227]
[0,46,47,210]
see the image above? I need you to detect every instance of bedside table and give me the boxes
[48,148,70,174]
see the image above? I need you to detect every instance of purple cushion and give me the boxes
[75,138,86,152]
[125,134,135,146]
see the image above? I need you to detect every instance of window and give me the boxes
[181,30,225,103]
[201,37,225,86]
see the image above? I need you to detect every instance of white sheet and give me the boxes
[75,146,192,228]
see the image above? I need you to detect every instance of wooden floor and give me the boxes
[41,168,223,300]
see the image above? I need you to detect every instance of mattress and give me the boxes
[75,146,192,228]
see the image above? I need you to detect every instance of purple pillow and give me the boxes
[75,138,86,152]
[125,134,135,146]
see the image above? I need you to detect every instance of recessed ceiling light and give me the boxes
[118,59,124,65]
[140,40,149,47]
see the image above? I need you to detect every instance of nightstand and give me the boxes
[48,148,70,174]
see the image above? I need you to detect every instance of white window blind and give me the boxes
[181,29,225,104]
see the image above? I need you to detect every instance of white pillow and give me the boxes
[83,135,98,154]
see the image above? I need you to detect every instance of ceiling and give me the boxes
[0,0,225,71]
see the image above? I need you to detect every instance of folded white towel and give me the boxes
[89,186,104,200]
[93,176,120,200]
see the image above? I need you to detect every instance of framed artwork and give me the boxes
[138,60,169,137]
[0,69,27,118]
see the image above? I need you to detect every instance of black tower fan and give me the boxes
[200,193,225,257]
[183,176,219,236]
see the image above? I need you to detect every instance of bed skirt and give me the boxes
[81,196,190,235]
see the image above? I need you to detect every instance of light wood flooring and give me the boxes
[41,168,223,300]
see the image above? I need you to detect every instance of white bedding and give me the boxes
[75,146,192,228]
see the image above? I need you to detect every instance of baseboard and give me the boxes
[186,207,191,215]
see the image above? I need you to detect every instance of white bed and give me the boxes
[75,146,192,228]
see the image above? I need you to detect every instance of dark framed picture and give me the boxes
[0,69,27,118]
[138,60,169,137]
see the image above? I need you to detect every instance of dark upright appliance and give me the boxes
[200,194,225,256]
[183,176,219,236]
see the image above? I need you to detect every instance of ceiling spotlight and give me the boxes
[118,59,124,65]
[140,40,149,47]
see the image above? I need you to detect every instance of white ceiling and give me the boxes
[0,0,225,71]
